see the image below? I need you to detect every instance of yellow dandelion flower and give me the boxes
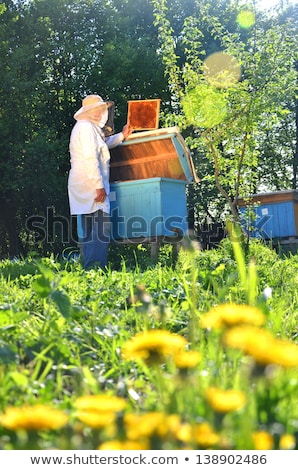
[98,440,149,450]
[252,431,274,450]
[124,413,185,443]
[200,303,266,330]
[124,412,167,440]
[73,395,126,429]
[0,405,68,431]
[175,422,193,443]
[223,326,298,368]
[206,387,246,413]
[176,421,219,448]
[174,351,201,369]
[279,434,296,450]
[193,422,220,448]
[122,330,187,363]
[264,338,298,368]
[161,414,187,441]
[75,411,116,429]
[223,325,272,350]
[73,395,126,413]
[175,421,220,448]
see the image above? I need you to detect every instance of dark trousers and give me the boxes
[78,210,111,270]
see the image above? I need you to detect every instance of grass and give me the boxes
[0,235,297,450]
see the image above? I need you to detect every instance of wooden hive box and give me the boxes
[237,190,298,239]
[109,127,199,241]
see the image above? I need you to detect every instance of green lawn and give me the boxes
[0,237,297,450]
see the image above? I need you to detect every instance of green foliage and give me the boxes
[0,0,297,255]
[0,0,170,257]
[182,83,228,128]
[151,0,298,225]
[0,239,297,449]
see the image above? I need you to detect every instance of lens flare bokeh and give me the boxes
[237,10,256,29]
[203,52,241,88]
[182,84,227,128]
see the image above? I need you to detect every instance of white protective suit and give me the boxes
[68,112,123,216]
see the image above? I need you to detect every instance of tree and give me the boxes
[0,0,75,256]
[151,0,297,228]
[0,0,170,256]
[1,0,296,256]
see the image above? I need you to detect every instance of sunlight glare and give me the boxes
[203,52,241,88]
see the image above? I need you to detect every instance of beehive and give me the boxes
[109,127,199,241]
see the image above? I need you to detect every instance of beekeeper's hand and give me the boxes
[95,188,107,203]
[122,123,133,140]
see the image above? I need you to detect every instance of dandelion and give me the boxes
[193,422,220,448]
[164,414,185,439]
[0,405,68,431]
[175,421,219,448]
[73,395,126,414]
[279,434,296,450]
[122,330,187,364]
[74,412,116,429]
[124,412,184,445]
[175,422,192,443]
[73,395,127,429]
[206,387,246,413]
[223,325,271,350]
[252,431,274,450]
[173,351,202,369]
[223,326,298,368]
[124,412,168,440]
[264,338,298,368]
[200,303,266,330]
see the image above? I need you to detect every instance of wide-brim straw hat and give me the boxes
[74,94,114,120]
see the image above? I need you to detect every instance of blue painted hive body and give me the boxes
[237,190,298,239]
[109,127,199,241]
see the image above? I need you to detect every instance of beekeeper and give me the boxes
[68,94,131,269]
